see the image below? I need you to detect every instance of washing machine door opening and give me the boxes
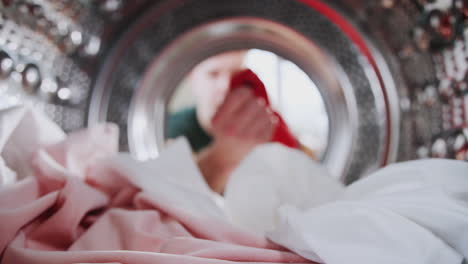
[88,0,398,184]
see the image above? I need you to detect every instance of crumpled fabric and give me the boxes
[224,143,468,264]
[0,106,312,264]
[224,144,344,235]
[1,105,468,264]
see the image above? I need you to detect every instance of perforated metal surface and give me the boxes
[0,0,145,131]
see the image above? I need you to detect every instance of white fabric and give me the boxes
[224,144,344,235]
[94,139,226,220]
[224,144,468,264]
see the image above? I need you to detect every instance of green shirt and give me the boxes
[166,107,213,152]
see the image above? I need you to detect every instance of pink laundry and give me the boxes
[0,108,313,264]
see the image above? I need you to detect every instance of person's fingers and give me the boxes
[256,114,279,142]
[234,98,270,137]
[212,87,252,134]
[247,113,276,143]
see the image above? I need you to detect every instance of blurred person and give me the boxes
[167,50,314,193]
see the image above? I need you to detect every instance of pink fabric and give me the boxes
[0,121,312,264]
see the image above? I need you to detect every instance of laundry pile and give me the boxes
[0,106,467,264]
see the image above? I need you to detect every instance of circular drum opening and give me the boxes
[131,18,356,180]
[89,0,398,184]
[167,48,330,158]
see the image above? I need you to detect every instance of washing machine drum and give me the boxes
[3,0,460,183]
[90,0,402,184]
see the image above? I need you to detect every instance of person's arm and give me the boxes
[299,143,318,160]
[196,139,251,193]
[196,87,276,194]
[195,87,319,193]
[197,140,318,193]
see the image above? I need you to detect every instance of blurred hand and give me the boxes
[197,86,278,193]
[211,86,278,148]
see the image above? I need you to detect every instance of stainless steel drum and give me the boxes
[1,0,467,184]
